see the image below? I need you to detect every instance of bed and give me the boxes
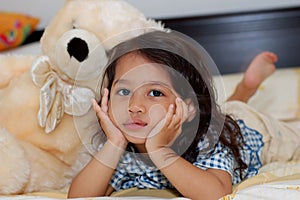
[1,3,300,200]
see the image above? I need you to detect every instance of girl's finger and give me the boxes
[92,99,105,120]
[181,99,189,123]
[92,99,101,113]
[101,88,109,113]
[170,98,183,127]
[164,103,175,127]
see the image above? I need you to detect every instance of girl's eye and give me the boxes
[149,90,164,97]
[118,89,131,96]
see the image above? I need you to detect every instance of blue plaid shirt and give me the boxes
[104,119,263,191]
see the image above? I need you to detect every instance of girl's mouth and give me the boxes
[124,119,147,130]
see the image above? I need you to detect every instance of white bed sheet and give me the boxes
[230,180,300,200]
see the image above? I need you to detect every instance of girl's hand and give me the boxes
[145,98,189,152]
[92,88,128,147]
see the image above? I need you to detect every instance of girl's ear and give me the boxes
[184,98,197,122]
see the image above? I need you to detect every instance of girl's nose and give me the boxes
[128,105,145,113]
[128,93,145,113]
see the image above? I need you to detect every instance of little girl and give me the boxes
[68,31,300,200]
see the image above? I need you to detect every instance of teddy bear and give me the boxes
[0,0,164,195]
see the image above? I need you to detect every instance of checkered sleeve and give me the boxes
[235,119,263,183]
[193,119,264,184]
[193,141,235,178]
[110,166,130,190]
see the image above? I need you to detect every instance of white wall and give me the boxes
[1,0,300,29]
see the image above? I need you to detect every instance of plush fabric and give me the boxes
[0,12,39,51]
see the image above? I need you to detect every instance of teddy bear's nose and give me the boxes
[67,37,89,62]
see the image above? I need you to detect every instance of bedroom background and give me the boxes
[0,0,300,199]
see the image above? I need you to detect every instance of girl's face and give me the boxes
[108,52,178,144]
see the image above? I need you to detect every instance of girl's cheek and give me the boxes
[109,105,121,121]
[108,98,121,124]
[110,95,127,112]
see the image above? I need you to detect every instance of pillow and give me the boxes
[214,67,300,121]
[0,11,39,51]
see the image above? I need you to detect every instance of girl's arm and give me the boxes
[68,89,128,198]
[149,148,232,200]
[68,140,126,198]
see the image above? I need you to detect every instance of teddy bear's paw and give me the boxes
[0,128,30,194]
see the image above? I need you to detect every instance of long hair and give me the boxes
[101,30,247,180]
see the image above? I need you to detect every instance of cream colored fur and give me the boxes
[0,0,164,194]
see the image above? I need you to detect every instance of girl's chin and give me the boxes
[124,134,147,144]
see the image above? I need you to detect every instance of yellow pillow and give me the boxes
[0,12,39,51]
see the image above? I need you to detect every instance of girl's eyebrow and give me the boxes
[146,81,172,88]
[113,79,172,88]
[113,79,130,86]
[113,79,173,89]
